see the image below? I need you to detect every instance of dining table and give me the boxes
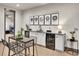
[8,36,34,56]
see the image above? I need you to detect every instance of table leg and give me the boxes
[70,42,74,55]
[24,43,28,56]
[25,48,27,56]
[77,42,78,55]
[33,40,34,56]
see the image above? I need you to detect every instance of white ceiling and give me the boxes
[0,3,47,10]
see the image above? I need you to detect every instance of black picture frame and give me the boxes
[51,13,59,25]
[34,16,39,25]
[45,14,50,25]
[30,16,34,25]
[39,15,44,25]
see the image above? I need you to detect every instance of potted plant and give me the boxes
[70,31,75,41]
[16,31,23,41]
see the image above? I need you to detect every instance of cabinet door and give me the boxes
[37,33,46,46]
[30,32,46,46]
[30,32,35,37]
[55,35,65,51]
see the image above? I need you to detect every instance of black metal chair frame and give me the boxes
[8,37,35,56]
[1,39,25,56]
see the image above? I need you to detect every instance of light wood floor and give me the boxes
[0,43,78,56]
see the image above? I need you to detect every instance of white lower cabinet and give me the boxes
[30,31,46,46]
[37,33,46,46]
[55,34,66,51]
[30,31,66,51]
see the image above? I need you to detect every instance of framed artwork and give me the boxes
[30,16,34,25]
[45,14,50,25]
[34,16,39,25]
[51,13,59,25]
[39,15,44,25]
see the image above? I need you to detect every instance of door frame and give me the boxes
[4,8,16,40]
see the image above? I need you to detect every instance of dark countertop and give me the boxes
[30,31,66,35]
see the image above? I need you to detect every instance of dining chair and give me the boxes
[1,39,25,56]
[29,36,38,56]
[26,36,38,55]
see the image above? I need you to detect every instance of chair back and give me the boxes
[1,39,9,47]
[30,36,37,45]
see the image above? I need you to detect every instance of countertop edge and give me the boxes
[30,31,66,35]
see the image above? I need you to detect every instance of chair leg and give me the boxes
[25,48,27,56]
[28,47,30,55]
[8,48,10,56]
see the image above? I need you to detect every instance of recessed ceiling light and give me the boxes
[8,15,12,18]
[16,4,20,7]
